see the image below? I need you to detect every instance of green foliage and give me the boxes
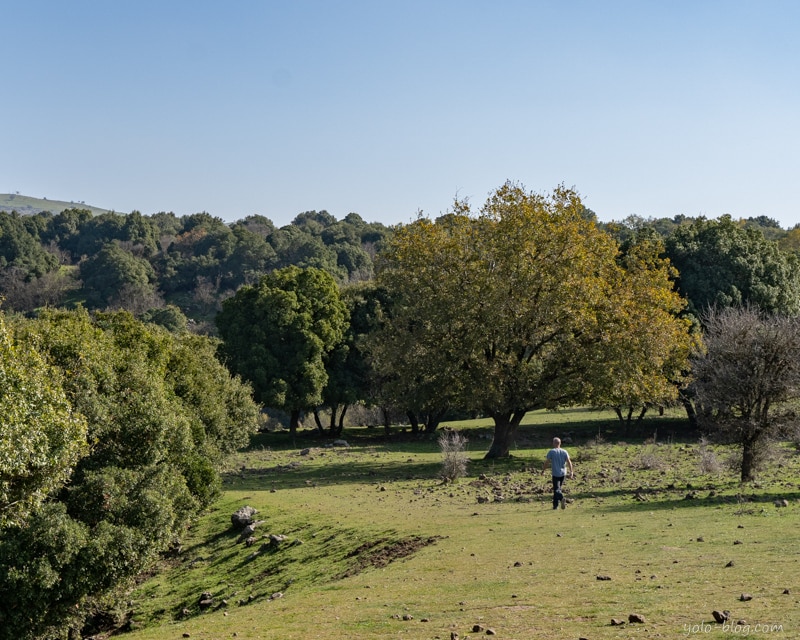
[0,314,87,528]
[0,210,59,278]
[140,304,189,333]
[375,182,684,456]
[217,266,347,431]
[79,243,158,309]
[665,215,800,318]
[0,309,260,638]
[581,229,695,417]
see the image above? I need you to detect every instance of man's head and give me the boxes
[553,437,561,448]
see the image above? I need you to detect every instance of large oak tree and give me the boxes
[374,182,692,457]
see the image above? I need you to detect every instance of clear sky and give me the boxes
[3,1,800,229]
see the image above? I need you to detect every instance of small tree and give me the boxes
[216,266,348,436]
[691,306,800,481]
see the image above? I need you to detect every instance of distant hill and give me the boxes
[0,193,112,217]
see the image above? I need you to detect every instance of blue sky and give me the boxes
[3,1,800,228]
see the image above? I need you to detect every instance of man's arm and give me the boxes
[567,455,574,478]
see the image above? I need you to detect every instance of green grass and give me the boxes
[0,193,111,216]
[122,409,800,639]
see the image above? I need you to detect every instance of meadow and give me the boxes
[122,409,799,640]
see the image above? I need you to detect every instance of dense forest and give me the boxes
[2,190,800,639]
[0,204,798,329]
[0,206,392,331]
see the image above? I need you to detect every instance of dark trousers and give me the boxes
[552,475,565,508]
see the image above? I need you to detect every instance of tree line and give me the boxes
[217,184,800,473]
[0,207,392,329]
[2,185,800,637]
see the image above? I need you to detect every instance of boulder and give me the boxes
[231,506,258,529]
[712,610,730,623]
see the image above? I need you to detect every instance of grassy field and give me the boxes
[122,409,799,640]
[0,193,110,216]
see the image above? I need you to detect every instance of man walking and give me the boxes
[542,437,574,510]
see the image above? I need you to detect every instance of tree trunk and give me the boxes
[613,407,624,422]
[328,404,338,435]
[382,406,391,436]
[422,408,447,434]
[289,409,301,439]
[680,392,698,429]
[741,437,758,482]
[335,404,348,437]
[407,411,420,435]
[313,408,324,434]
[637,405,648,421]
[484,410,526,458]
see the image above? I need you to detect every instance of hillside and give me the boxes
[0,193,111,216]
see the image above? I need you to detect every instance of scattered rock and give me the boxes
[783,589,791,595]
[333,439,350,447]
[245,536,257,547]
[737,619,747,625]
[238,520,266,541]
[198,592,214,609]
[610,618,625,626]
[725,560,735,568]
[733,540,743,545]
[774,499,789,507]
[268,534,288,547]
[740,593,753,601]
[628,613,645,624]
[696,536,705,542]
[231,506,258,529]
[300,448,311,456]
[180,608,191,618]
[271,592,283,600]
[486,629,496,636]
[183,634,191,638]
[596,575,612,581]
[712,610,730,623]
[450,632,460,640]
[472,624,485,632]
[402,614,413,621]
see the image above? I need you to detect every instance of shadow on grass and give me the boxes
[246,415,700,453]
[223,457,450,491]
[570,487,800,512]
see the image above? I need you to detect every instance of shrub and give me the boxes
[439,429,468,481]
[697,437,721,475]
[633,444,666,471]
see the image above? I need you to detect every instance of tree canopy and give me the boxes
[374,183,693,456]
[216,266,348,434]
[0,309,260,639]
[664,215,800,318]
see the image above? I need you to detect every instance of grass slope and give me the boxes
[0,193,111,216]
[122,409,800,640]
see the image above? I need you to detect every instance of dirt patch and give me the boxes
[336,535,440,579]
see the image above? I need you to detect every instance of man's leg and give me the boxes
[552,476,564,509]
